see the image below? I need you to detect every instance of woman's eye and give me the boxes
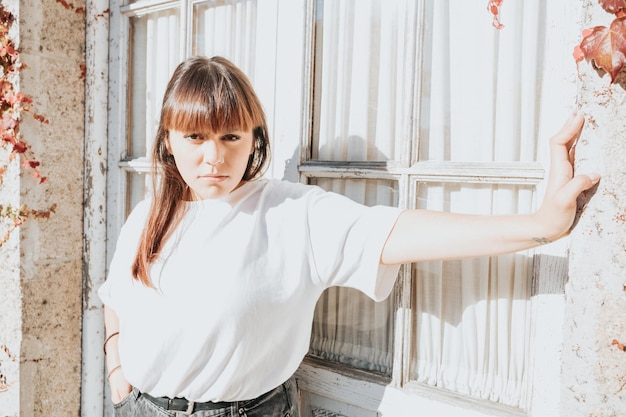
[222,134,241,142]
[184,133,203,142]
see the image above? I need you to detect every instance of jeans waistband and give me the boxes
[140,392,233,415]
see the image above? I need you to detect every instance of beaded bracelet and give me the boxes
[103,331,120,355]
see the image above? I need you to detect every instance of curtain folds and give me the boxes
[310,0,542,409]
[312,0,417,162]
[410,183,534,408]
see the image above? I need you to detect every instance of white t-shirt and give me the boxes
[98,179,402,402]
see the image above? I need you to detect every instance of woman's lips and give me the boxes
[198,174,228,183]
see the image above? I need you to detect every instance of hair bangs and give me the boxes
[162,74,261,135]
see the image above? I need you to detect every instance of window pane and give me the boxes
[311,0,418,162]
[308,178,399,376]
[418,0,542,162]
[129,8,181,158]
[125,171,148,216]
[192,0,258,68]
[410,182,534,408]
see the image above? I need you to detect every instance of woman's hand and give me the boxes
[109,367,133,404]
[533,113,600,243]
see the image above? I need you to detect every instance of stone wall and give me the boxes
[561,2,626,416]
[0,0,85,415]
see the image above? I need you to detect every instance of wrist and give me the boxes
[107,364,122,379]
[528,210,567,246]
[103,331,119,355]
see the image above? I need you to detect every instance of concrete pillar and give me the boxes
[0,0,85,414]
[562,1,626,415]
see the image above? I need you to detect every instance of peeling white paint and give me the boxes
[81,0,110,415]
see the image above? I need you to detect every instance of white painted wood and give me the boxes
[296,358,525,417]
[103,0,134,414]
[300,161,544,184]
[81,0,111,414]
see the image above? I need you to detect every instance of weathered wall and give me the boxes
[561,2,626,416]
[0,144,22,413]
[0,0,85,415]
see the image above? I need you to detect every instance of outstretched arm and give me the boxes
[381,113,600,265]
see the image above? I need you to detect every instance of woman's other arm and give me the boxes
[381,114,600,264]
[104,305,133,403]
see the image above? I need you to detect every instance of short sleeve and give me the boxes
[97,199,151,313]
[306,188,403,301]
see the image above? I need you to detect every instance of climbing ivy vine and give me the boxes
[488,0,626,83]
[0,4,55,248]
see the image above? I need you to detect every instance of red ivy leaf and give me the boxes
[578,17,626,82]
[33,113,49,124]
[612,339,626,352]
[1,112,17,133]
[487,0,504,29]
[599,0,626,14]
[574,28,595,62]
[12,141,26,153]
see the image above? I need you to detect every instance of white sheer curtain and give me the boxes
[312,0,418,162]
[419,0,542,163]
[192,0,258,72]
[411,184,534,407]
[127,9,181,210]
[310,0,543,409]
[130,9,181,158]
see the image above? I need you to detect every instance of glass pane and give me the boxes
[308,178,399,376]
[129,8,181,158]
[311,0,418,162]
[410,182,534,408]
[418,0,542,162]
[192,0,258,71]
[126,171,148,216]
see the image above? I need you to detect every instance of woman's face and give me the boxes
[167,128,254,200]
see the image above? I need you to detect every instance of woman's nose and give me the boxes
[201,139,224,165]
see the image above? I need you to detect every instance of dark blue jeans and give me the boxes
[114,377,299,417]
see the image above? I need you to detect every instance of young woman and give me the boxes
[99,55,600,416]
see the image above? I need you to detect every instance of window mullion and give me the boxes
[299,0,316,177]
[181,0,190,58]
[408,0,425,167]
[391,173,413,387]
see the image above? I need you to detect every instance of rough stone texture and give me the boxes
[561,2,626,416]
[0,0,85,415]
